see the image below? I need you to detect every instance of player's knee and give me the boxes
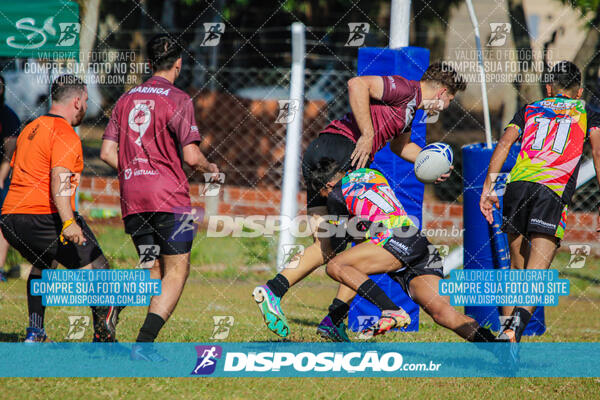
[308,235,330,260]
[178,261,191,280]
[163,255,190,277]
[427,304,454,327]
[325,261,342,280]
[90,255,109,269]
[429,309,445,325]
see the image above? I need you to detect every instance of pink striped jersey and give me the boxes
[326,168,414,251]
[506,96,600,203]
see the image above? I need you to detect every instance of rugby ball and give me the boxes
[414,143,453,183]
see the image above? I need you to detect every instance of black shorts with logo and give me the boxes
[124,212,193,256]
[382,226,444,298]
[0,213,104,269]
[302,133,363,209]
[502,181,567,241]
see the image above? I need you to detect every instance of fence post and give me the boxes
[276,23,305,271]
[389,0,411,48]
[465,0,492,148]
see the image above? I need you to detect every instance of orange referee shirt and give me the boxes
[2,114,83,214]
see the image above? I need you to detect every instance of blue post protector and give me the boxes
[462,143,545,335]
[348,46,430,332]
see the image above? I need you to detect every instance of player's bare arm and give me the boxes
[348,75,383,169]
[50,166,85,245]
[389,132,419,162]
[100,139,118,170]
[0,136,15,188]
[589,127,600,232]
[389,135,452,183]
[182,143,219,179]
[480,125,520,224]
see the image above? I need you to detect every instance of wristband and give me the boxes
[59,218,75,245]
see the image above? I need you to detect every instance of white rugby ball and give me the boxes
[414,142,453,183]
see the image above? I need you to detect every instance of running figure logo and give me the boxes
[137,245,160,268]
[356,315,378,339]
[275,100,299,124]
[65,315,90,340]
[488,23,511,47]
[346,23,370,46]
[210,316,234,340]
[57,23,80,47]
[427,245,448,269]
[418,100,443,124]
[192,345,223,375]
[200,173,226,197]
[280,244,305,269]
[201,23,225,46]
[170,207,204,242]
[487,172,511,196]
[57,172,80,196]
[567,245,590,269]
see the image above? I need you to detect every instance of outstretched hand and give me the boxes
[435,166,454,184]
[205,163,220,182]
[480,189,500,224]
[350,136,373,169]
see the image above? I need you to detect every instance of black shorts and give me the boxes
[302,133,362,209]
[382,228,444,298]
[0,213,104,270]
[502,181,567,241]
[124,212,193,256]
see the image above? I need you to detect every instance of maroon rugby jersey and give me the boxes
[321,75,421,160]
[103,76,201,217]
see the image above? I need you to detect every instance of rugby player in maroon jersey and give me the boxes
[254,62,467,339]
[101,35,218,359]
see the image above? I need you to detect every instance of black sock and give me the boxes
[91,305,120,337]
[357,279,398,311]
[512,307,532,342]
[469,326,496,342]
[136,313,165,342]
[328,298,350,326]
[266,274,290,298]
[27,273,44,329]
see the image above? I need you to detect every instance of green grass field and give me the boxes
[1,222,599,398]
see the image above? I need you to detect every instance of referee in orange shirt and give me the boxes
[0,75,120,343]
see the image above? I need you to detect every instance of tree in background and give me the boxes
[412,0,462,62]
[507,0,543,105]
[569,1,600,106]
[78,0,101,72]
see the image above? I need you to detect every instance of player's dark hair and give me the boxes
[147,34,182,72]
[309,157,344,194]
[422,62,467,95]
[51,74,86,103]
[545,61,581,91]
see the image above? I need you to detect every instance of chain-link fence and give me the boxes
[3,24,599,211]
[570,145,599,212]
